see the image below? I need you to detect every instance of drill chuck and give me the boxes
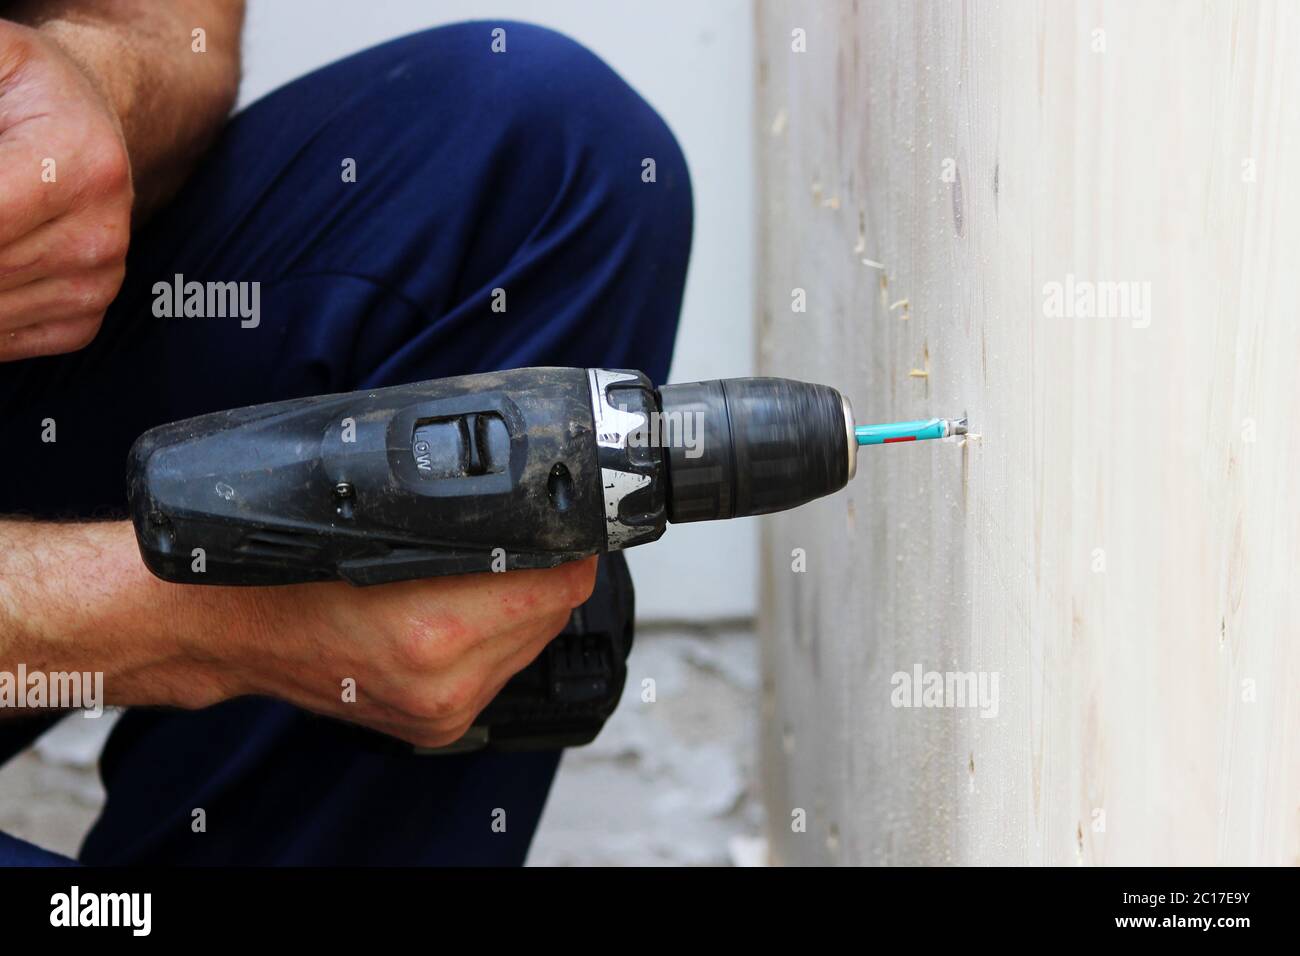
[657,377,854,524]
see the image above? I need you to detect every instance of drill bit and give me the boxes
[855,417,968,445]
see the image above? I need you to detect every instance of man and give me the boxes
[0,0,692,864]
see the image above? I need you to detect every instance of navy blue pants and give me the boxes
[0,23,690,865]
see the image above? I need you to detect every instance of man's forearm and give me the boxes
[0,520,246,713]
[6,0,245,218]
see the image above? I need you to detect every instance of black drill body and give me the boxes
[127,366,854,752]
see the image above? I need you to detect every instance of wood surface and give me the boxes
[756,0,1299,864]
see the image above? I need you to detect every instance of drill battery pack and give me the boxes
[326,552,634,755]
[449,551,634,752]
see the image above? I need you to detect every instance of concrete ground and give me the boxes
[0,623,764,866]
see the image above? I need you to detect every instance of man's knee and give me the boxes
[135,21,695,398]
[399,21,693,254]
[333,21,693,378]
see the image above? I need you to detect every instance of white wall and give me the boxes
[240,0,757,619]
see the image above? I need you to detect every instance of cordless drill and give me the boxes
[127,367,861,752]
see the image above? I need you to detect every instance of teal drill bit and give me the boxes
[855,417,968,445]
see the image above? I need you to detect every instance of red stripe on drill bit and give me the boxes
[884,436,917,443]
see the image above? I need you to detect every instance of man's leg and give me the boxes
[0,21,691,864]
[0,832,76,866]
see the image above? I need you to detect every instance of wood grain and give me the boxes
[756,0,1300,865]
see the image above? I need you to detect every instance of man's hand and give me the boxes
[0,21,132,360]
[0,521,597,749]
[235,556,599,748]
[0,1,244,361]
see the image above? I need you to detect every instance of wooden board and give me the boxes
[756,0,1300,865]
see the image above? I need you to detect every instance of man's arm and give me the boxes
[6,0,245,217]
[0,519,598,748]
[0,3,596,743]
[0,520,234,710]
